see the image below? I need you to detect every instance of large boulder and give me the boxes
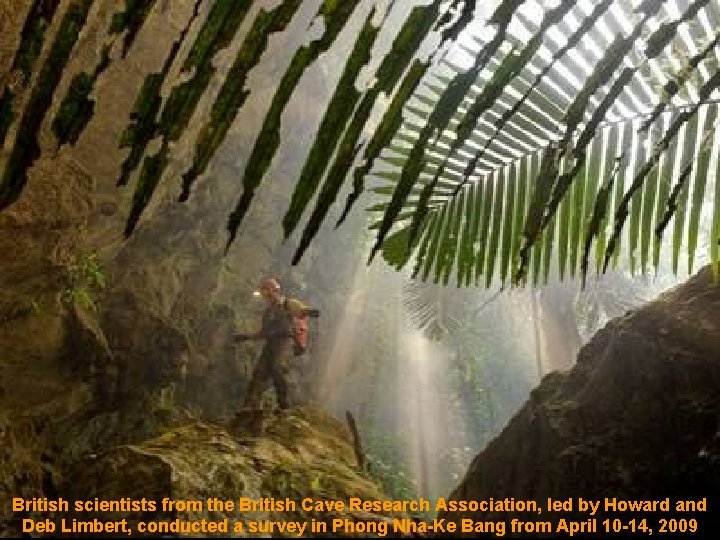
[441,266,720,537]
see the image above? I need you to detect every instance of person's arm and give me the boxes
[233,330,265,342]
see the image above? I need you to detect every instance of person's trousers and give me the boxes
[243,349,291,409]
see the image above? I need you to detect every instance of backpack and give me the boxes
[284,298,309,356]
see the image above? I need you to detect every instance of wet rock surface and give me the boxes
[55,407,392,538]
[440,266,720,537]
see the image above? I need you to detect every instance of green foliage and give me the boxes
[371,0,720,287]
[582,157,622,287]
[483,0,613,167]
[240,0,484,262]
[3,0,720,285]
[364,431,420,503]
[327,0,480,234]
[181,0,303,201]
[117,0,204,187]
[338,60,428,227]
[52,72,94,144]
[456,2,573,156]
[0,0,92,209]
[641,31,720,133]
[370,0,520,263]
[60,252,107,311]
[109,0,158,57]
[283,8,383,238]
[227,0,363,249]
[439,0,476,43]
[0,0,61,146]
[513,11,658,281]
[124,0,252,234]
[644,0,712,59]
[605,74,720,273]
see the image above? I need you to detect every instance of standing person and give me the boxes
[235,277,307,410]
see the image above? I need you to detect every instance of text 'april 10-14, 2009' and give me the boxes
[11,495,708,537]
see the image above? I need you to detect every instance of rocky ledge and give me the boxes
[6,408,404,538]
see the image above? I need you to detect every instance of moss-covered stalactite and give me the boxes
[157,0,252,143]
[125,0,252,235]
[0,0,92,210]
[51,45,110,145]
[293,1,457,264]
[180,0,304,202]
[109,0,159,58]
[226,0,364,248]
[0,0,61,147]
[118,74,165,185]
[281,8,384,237]
[292,0,481,263]
[51,0,159,146]
[338,59,428,227]
[118,0,204,187]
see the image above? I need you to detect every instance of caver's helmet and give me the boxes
[258,277,281,297]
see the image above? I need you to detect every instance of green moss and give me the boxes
[118,74,163,185]
[160,0,252,142]
[0,90,14,146]
[0,0,61,146]
[182,0,250,69]
[282,9,381,238]
[15,0,61,80]
[125,146,167,236]
[51,46,111,146]
[0,0,93,209]
[321,0,340,16]
[121,0,252,233]
[158,70,214,142]
[117,0,204,186]
[109,0,158,57]
[51,0,159,147]
[51,73,93,144]
[228,0,362,247]
[181,0,302,201]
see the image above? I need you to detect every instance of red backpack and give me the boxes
[285,298,309,356]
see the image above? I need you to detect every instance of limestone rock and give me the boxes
[60,407,393,538]
[440,267,720,536]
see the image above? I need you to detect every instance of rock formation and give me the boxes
[440,266,720,536]
[4,407,398,537]
[0,2,368,532]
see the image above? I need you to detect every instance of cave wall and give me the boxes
[441,266,720,536]
[0,0,375,523]
[0,0,367,411]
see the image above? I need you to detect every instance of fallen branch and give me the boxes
[345,410,365,470]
